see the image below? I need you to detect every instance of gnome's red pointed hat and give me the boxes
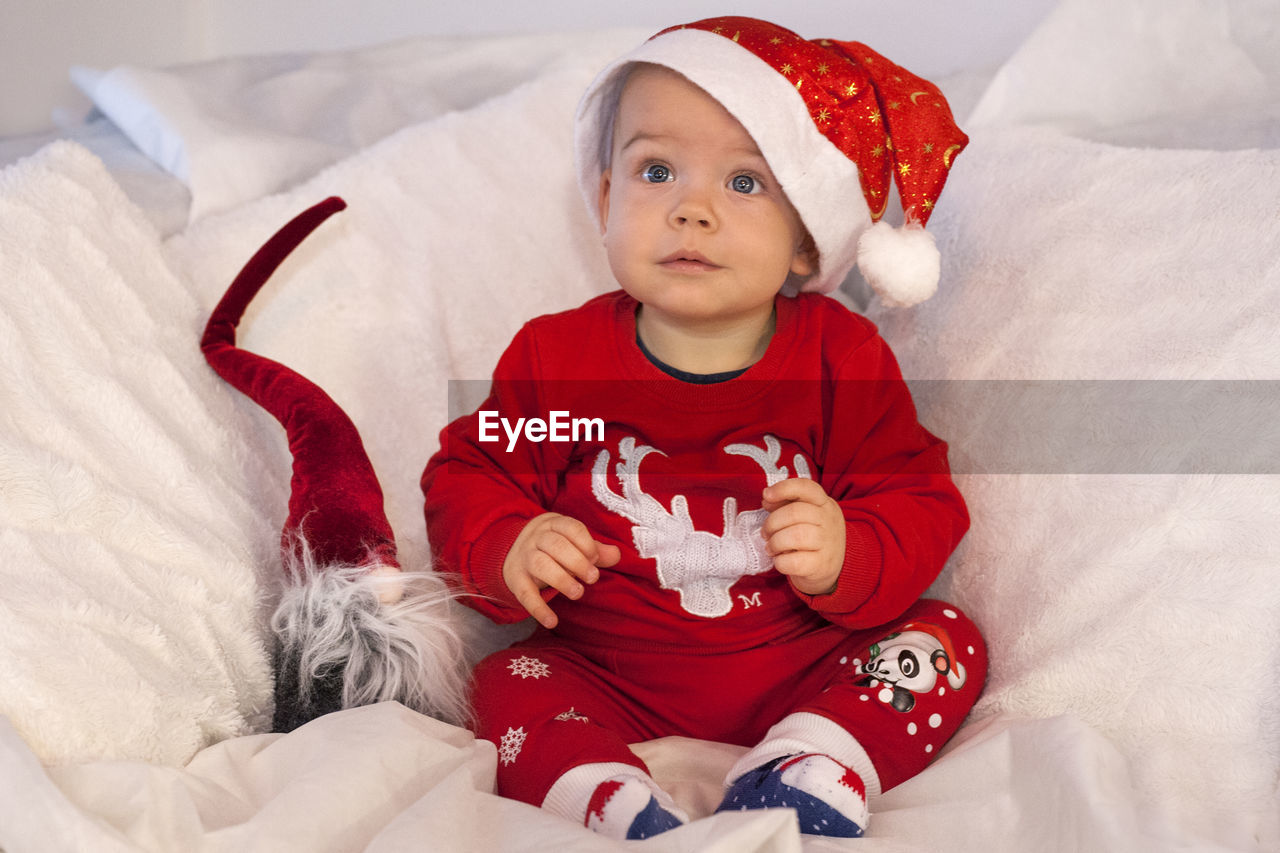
[575,16,968,307]
[201,196,397,572]
[200,197,467,733]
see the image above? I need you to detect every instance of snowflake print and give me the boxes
[498,726,527,766]
[555,707,590,723]
[508,656,551,679]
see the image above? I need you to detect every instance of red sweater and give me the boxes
[422,291,967,653]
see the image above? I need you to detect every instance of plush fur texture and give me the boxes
[869,126,1280,842]
[271,540,471,732]
[856,220,941,308]
[0,142,275,766]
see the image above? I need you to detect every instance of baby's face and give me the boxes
[598,65,814,330]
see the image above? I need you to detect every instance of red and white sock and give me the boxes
[543,762,687,841]
[725,712,881,797]
[719,712,880,837]
[717,753,869,837]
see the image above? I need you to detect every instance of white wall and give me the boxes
[2,0,208,135]
[1,0,1056,136]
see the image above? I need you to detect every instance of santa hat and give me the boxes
[898,620,968,691]
[574,16,968,307]
[201,197,468,732]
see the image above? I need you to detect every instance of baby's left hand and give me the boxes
[760,478,845,596]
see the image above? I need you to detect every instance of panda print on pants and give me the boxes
[853,621,968,713]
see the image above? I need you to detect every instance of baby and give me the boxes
[423,16,986,841]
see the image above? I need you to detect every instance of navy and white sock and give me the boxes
[543,763,687,841]
[717,752,869,837]
[584,774,686,840]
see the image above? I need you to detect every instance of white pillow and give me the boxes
[162,30,645,579]
[865,126,1280,845]
[968,0,1278,146]
[73,29,650,225]
[0,142,274,765]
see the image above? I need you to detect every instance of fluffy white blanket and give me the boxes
[2,1,1280,850]
[0,142,274,765]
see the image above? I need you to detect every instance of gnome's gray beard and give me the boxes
[270,538,473,732]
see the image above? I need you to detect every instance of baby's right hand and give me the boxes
[502,513,621,629]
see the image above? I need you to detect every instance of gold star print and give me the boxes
[888,101,901,110]
[816,108,831,123]
[845,83,859,97]
[781,63,794,75]
[923,142,935,154]
[868,112,881,125]
[922,198,934,210]
[771,37,783,45]
[899,163,912,176]
[816,63,830,75]
[712,26,723,34]
[871,144,885,157]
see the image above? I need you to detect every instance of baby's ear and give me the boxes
[596,171,613,235]
[791,231,818,277]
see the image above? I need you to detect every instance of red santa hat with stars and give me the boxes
[575,16,968,308]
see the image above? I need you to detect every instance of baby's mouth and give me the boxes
[659,250,721,272]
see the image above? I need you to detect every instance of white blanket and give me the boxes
[0,142,273,766]
[2,1,1280,850]
[3,702,1243,853]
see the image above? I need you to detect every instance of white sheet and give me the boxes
[0,116,191,236]
[0,704,803,853]
[5,703,1253,853]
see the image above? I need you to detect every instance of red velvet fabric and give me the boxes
[201,197,398,572]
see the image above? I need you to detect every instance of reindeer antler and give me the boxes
[591,437,688,529]
[724,435,812,485]
[589,434,807,619]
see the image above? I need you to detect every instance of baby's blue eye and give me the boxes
[731,174,758,194]
[642,164,673,183]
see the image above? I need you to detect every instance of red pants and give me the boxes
[471,598,986,806]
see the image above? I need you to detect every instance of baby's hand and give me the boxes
[760,478,845,596]
[503,513,621,629]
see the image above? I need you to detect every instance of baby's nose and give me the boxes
[670,191,717,230]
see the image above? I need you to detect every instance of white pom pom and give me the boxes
[856,220,941,308]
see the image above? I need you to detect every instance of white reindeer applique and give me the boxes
[591,435,811,618]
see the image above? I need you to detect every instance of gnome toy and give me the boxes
[202,197,469,732]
